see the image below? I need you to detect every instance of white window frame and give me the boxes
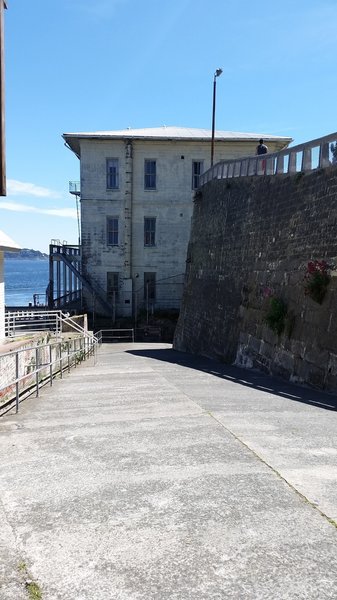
[106,158,119,190]
[144,217,156,247]
[107,271,119,302]
[192,160,204,190]
[144,159,156,190]
[107,216,119,246]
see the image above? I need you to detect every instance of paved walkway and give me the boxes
[0,343,337,599]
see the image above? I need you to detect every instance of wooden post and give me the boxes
[0,1,6,196]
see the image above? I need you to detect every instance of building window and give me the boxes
[107,271,119,302]
[192,160,204,189]
[106,158,119,189]
[144,159,156,189]
[144,272,156,301]
[107,217,119,246]
[144,217,156,246]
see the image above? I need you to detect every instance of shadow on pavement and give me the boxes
[127,347,337,412]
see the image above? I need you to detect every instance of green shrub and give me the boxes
[265,297,287,335]
[304,260,331,304]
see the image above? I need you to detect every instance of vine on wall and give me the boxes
[304,260,333,304]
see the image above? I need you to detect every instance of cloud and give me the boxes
[0,201,77,219]
[7,179,61,199]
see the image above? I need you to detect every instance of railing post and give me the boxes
[15,352,19,413]
[240,159,248,177]
[276,154,284,174]
[319,142,330,168]
[257,157,265,176]
[247,158,256,176]
[234,162,241,177]
[59,342,63,378]
[49,344,53,386]
[301,147,312,171]
[288,152,297,173]
[265,157,275,175]
[35,347,39,397]
[67,341,70,373]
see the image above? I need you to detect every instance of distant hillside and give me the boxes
[4,248,48,260]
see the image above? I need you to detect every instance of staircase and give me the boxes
[49,243,113,315]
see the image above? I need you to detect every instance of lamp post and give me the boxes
[211,68,223,167]
[0,1,7,196]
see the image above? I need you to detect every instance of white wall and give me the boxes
[0,251,4,340]
[79,137,284,314]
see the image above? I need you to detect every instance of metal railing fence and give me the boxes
[5,310,92,339]
[95,329,134,343]
[0,334,100,415]
[200,131,337,186]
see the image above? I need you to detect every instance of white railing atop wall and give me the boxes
[4,310,96,342]
[200,131,337,186]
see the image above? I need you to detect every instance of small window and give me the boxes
[144,159,156,189]
[107,271,119,302]
[144,217,156,247]
[107,217,119,246]
[192,160,204,189]
[144,272,156,301]
[107,158,119,189]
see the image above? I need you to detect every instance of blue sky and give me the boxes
[1,0,337,252]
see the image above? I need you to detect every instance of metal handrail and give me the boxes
[95,329,134,343]
[5,310,98,343]
[200,131,337,186]
[0,334,101,415]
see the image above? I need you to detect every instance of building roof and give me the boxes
[0,230,21,252]
[63,126,293,157]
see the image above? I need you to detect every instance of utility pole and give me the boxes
[0,1,7,196]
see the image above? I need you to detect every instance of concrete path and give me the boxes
[0,343,337,600]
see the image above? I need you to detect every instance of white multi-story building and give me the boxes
[63,126,291,317]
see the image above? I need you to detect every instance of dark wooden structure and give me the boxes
[0,1,7,196]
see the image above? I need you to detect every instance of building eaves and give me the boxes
[0,230,21,252]
[63,126,293,157]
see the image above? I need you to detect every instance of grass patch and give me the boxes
[26,580,42,600]
[18,562,42,599]
[327,517,337,529]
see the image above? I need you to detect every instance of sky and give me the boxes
[1,0,337,252]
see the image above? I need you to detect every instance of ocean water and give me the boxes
[4,259,49,307]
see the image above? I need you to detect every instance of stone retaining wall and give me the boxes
[174,166,337,391]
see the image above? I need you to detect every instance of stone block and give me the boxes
[290,339,306,359]
[261,324,278,345]
[274,349,295,372]
[247,335,262,354]
[259,339,274,359]
[327,352,337,374]
[304,347,329,369]
[307,365,326,388]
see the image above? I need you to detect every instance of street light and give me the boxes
[211,68,223,167]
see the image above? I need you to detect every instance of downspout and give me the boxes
[124,139,133,279]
